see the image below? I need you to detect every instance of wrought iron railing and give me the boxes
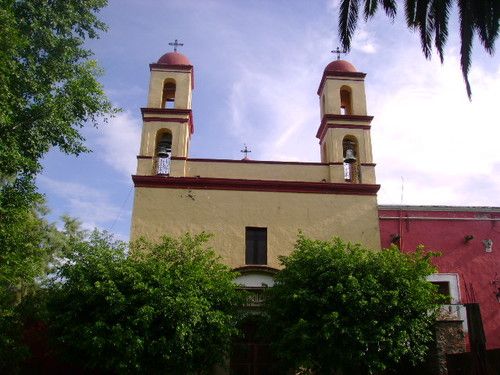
[153,155,171,176]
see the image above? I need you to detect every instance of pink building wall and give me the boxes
[378,206,500,350]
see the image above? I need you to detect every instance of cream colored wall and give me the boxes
[319,130,375,183]
[147,69,192,109]
[185,160,328,182]
[131,187,381,268]
[320,77,367,116]
[137,157,375,184]
[138,119,190,161]
[328,128,373,164]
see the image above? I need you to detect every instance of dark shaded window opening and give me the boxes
[340,87,352,115]
[343,137,360,183]
[433,281,451,297]
[155,132,172,175]
[162,81,176,108]
[245,227,267,265]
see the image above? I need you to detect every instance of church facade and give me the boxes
[130,50,499,372]
[131,51,381,271]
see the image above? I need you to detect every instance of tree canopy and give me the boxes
[0,0,115,180]
[45,232,245,374]
[264,235,444,374]
[0,0,115,366]
[338,0,499,99]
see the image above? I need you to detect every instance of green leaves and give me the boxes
[264,236,442,374]
[46,232,244,374]
[0,0,116,179]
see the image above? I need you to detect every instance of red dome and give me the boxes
[324,59,357,73]
[157,52,192,65]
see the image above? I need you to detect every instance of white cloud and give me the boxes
[94,110,141,179]
[371,46,500,206]
[352,25,378,54]
[38,175,129,230]
[226,27,332,162]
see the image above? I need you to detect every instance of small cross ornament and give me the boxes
[169,39,184,52]
[240,144,251,159]
[331,46,347,60]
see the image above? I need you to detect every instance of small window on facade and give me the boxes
[245,227,267,265]
[432,281,451,297]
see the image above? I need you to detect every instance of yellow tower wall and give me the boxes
[321,77,367,116]
[147,69,192,109]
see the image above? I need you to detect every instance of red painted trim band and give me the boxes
[316,114,373,140]
[317,71,367,95]
[148,64,195,88]
[137,155,152,159]
[141,108,194,134]
[317,122,372,141]
[149,63,193,71]
[143,117,188,123]
[141,108,191,115]
[132,175,380,196]
[322,114,373,122]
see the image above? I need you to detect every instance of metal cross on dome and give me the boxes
[169,39,184,52]
[240,144,251,158]
[331,46,347,60]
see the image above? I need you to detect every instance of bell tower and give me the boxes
[317,59,376,184]
[136,45,194,177]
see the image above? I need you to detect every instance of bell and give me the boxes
[157,144,170,156]
[344,149,356,164]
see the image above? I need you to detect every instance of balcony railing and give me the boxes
[153,155,171,176]
[437,304,466,322]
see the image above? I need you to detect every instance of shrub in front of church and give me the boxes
[263,235,443,375]
[45,232,244,374]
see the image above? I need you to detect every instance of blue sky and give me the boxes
[38,0,500,240]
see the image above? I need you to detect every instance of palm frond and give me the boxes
[416,0,433,59]
[380,0,397,19]
[458,0,474,99]
[339,0,360,52]
[472,0,499,53]
[364,0,378,20]
[431,0,452,63]
[405,0,418,27]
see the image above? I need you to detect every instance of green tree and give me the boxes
[264,235,444,374]
[0,194,83,371]
[0,0,115,364]
[0,0,115,180]
[337,0,499,99]
[46,232,245,374]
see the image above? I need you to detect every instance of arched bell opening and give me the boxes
[161,79,176,109]
[155,131,172,175]
[340,85,352,115]
[343,136,360,183]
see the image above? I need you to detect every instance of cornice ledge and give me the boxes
[132,175,380,196]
